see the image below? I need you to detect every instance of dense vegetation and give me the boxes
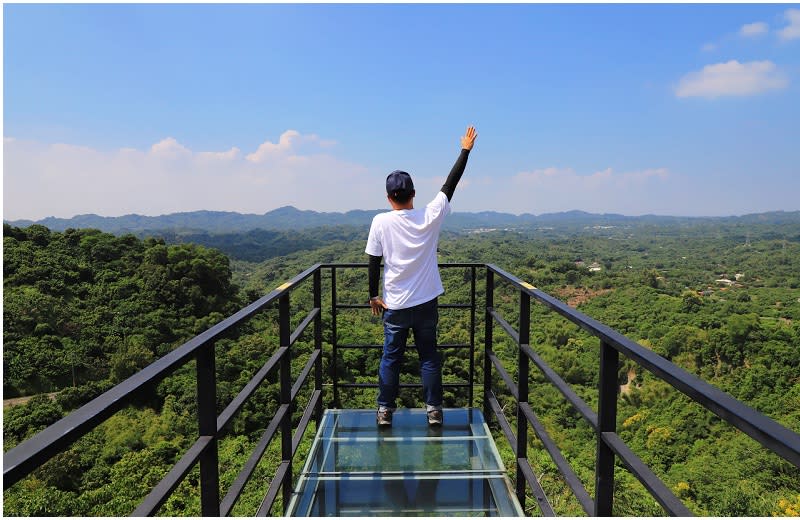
[3,224,240,397]
[3,220,800,516]
[159,225,367,262]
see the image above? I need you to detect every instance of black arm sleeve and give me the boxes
[368,254,381,299]
[440,149,471,201]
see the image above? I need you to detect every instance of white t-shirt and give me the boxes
[365,191,451,310]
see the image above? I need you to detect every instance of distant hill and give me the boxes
[5,207,376,234]
[5,207,800,235]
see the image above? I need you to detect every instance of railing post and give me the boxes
[516,291,530,508]
[483,269,494,422]
[313,269,323,425]
[279,294,292,513]
[594,340,619,516]
[330,267,339,408]
[197,342,220,516]
[469,265,476,408]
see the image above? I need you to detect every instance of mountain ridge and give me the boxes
[6,207,800,234]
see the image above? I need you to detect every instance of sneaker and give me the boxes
[427,409,443,426]
[377,408,393,427]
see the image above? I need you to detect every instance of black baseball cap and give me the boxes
[386,170,414,198]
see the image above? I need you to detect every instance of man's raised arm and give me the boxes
[441,125,478,202]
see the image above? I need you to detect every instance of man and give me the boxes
[365,125,478,427]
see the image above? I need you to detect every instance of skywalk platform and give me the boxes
[286,408,524,516]
[9,263,797,516]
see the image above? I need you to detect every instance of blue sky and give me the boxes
[4,3,800,220]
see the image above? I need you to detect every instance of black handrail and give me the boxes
[3,262,799,517]
[4,263,324,516]
[482,263,800,516]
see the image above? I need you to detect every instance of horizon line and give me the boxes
[5,206,800,224]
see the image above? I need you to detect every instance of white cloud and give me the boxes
[675,60,788,98]
[739,21,769,37]
[8,132,791,220]
[245,130,335,163]
[436,166,673,216]
[778,8,800,41]
[150,137,191,158]
[3,132,375,220]
[701,42,718,52]
[4,131,683,220]
[511,167,668,188]
[513,167,572,182]
[197,147,240,162]
[245,130,301,162]
[405,165,675,216]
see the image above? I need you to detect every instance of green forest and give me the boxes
[3,220,800,516]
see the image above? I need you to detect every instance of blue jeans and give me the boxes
[377,298,442,410]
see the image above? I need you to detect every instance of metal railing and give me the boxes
[4,262,800,517]
[326,263,477,408]
[482,264,800,516]
[4,264,325,516]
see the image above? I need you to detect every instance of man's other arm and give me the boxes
[368,254,387,315]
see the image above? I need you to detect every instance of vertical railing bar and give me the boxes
[483,269,494,423]
[516,291,531,509]
[595,340,619,516]
[469,265,476,408]
[313,268,323,426]
[330,267,339,408]
[196,342,220,517]
[279,294,292,514]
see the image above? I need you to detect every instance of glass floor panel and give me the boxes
[287,408,523,516]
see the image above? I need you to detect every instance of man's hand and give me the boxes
[461,125,477,151]
[370,297,388,316]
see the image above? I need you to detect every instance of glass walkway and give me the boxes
[287,408,523,516]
